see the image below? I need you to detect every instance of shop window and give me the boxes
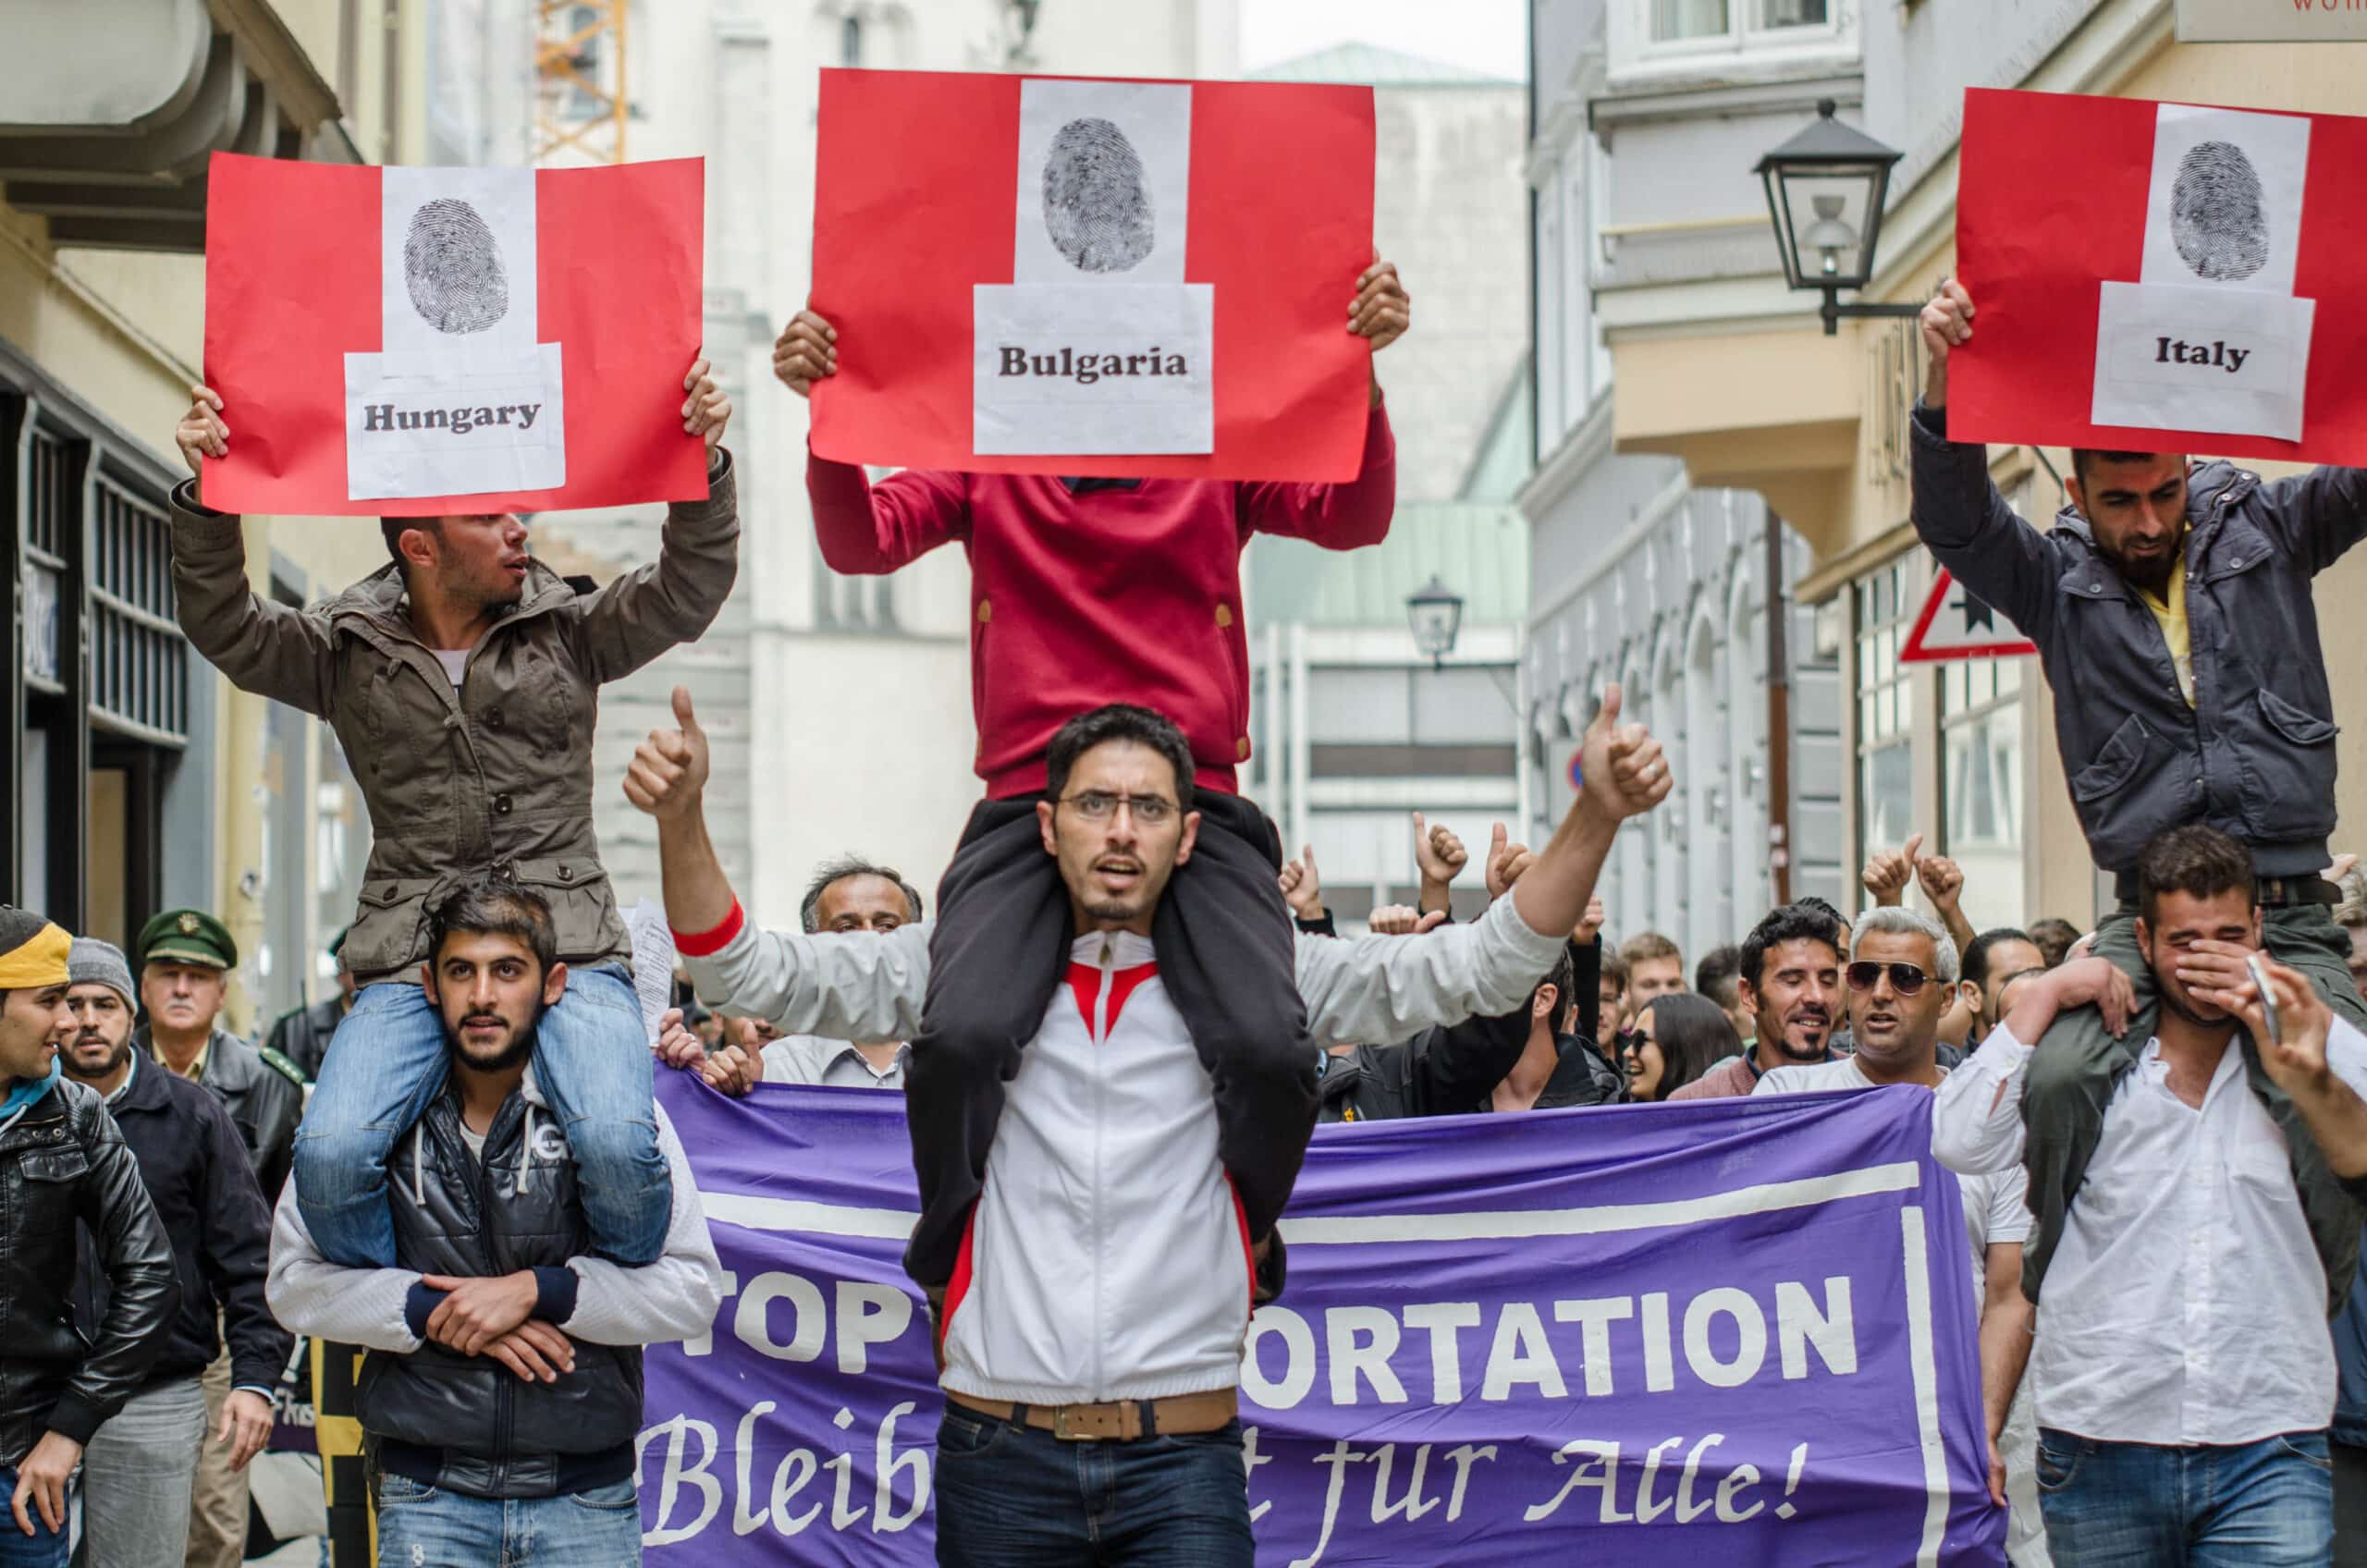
[1854,559,1916,884]
[1942,656,2027,934]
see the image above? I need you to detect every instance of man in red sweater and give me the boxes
[773,254,1408,1299]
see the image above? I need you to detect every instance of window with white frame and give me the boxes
[1941,655,2026,934]
[1616,0,1853,78]
[1853,557,1916,882]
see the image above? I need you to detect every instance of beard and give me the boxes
[445,1011,539,1074]
[2097,534,2178,595]
[60,1032,129,1082]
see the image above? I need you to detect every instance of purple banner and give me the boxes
[636,1072,2005,1565]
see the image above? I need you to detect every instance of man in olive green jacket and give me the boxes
[167,361,735,1268]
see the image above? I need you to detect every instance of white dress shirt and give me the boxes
[758,1034,909,1090]
[1932,1016,2367,1446]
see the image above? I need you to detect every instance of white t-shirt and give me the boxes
[1755,1055,2031,1296]
[433,649,470,687]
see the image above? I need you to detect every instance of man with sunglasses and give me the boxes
[1756,907,2045,1563]
[1668,903,1844,1101]
[1935,825,2367,1563]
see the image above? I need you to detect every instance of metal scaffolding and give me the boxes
[533,0,627,165]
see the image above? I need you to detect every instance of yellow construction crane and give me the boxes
[533,0,627,165]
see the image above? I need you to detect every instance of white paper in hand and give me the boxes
[623,900,680,1050]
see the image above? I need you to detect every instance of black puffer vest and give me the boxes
[360,1086,643,1498]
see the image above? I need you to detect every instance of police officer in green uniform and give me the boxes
[133,910,305,1200]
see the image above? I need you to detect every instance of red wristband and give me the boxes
[671,899,745,958]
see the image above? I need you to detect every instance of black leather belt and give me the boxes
[2114,871,2337,908]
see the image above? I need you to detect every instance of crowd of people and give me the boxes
[0,241,2363,1568]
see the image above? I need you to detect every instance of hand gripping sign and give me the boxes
[810,68,1377,482]
[1951,88,2367,464]
[202,152,708,516]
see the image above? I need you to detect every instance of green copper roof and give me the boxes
[1245,42,1520,89]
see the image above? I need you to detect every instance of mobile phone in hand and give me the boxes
[2248,954,2281,1047]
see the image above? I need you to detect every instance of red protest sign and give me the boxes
[201,152,708,517]
[1950,87,2367,466]
[809,68,1377,482]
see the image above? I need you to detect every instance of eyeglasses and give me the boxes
[1059,790,1178,826]
[1845,961,1932,996]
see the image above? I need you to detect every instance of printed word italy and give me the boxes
[2154,336,2252,374]
[996,345,1190,385]
[359,401,546,435]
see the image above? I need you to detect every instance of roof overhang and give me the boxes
[0,0,357,253]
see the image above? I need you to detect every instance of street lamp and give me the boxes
[1755,99,1921,337]
[1405,576,1464,670]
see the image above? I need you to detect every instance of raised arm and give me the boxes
[1909,284,2059,643]
[624,685,929,1041]
[2253,465,2367,576]
[169,386,337,716]
[777,307,971,573]
[1935,956,2135,1174]
[1296,686,1666,1047]
[576,358,740,680]
[1236,251,1407,549]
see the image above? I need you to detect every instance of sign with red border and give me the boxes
[1900,568,2038,664]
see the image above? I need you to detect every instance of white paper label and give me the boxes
[974,283,1214,455]
[343,342,567,500]
[1013,79,1193,287]
[2091,281,2313,441]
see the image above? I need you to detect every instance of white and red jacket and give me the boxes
[679,893,1565,1403]
[938,930,1250,1403]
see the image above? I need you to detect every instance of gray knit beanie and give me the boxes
[67,937,137,1009]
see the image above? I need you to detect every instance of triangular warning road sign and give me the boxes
[1900,568,2039,664]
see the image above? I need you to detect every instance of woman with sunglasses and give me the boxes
[1622,992,1736,1103]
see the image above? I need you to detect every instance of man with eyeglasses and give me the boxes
[1935,824,2367,1563]
[630,690,1668,1566]
[1756,906,2046,1564]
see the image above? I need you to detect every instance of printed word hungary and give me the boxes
[359,400,546,435]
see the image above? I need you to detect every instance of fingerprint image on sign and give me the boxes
[403,199,510,334]
[2172,141,2269,283]
[1043,117,1155,274]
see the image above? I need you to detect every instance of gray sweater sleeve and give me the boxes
[1293,895,1567,1050]
[682,919,932,1042]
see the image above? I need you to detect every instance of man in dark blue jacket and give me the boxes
[61,937,285,1568]
[1914,279,2367,1310]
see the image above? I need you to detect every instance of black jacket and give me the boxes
[361,1085,642,1500]
[137,1025,304,1200]
[1528,1035,1627,1109]
[1910,402,2362,875]
[1317,1006,1531,1123]
[264,995,345,1083]
[71,1059,288,1393]
[0,1078,178,1467]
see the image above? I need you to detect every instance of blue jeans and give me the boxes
[295,963,668,1268]
[2037,1427,2333,1565]
[931,1407,1255,1568]
[0,1467,68,1568]
[371,1472,641,1566]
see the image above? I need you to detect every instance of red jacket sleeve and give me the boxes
[1233,399,1397,550]
[805,446,972,575]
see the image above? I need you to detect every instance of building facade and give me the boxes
[1243,45,1530,929]
[2,0,424,1031]
[1577,0,2367,937]
[1522,0,1846,964]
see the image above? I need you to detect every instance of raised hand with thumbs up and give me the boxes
[623,686,711,822]
[1503,684,1668,946]
[1862,833,1923,908]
